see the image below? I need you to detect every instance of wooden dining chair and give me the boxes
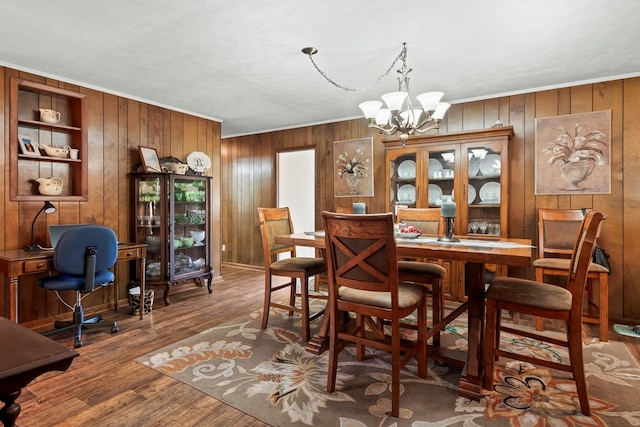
[257,207,327,341]
[532,208,609,341]
[483,210,604,416]
[314,206,354,292]
[395,207,447,346]
[323,212,428,418]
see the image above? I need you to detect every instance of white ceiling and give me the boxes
[1,1,639,138]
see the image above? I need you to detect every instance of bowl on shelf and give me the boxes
[190,230,205,245]
[181,236,194,247]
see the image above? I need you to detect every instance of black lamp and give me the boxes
[26,201,57,251]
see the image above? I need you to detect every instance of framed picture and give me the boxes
[535,110,611,195]
[334,137,374,198]
[18,134,41,157]
[138,146,162,172]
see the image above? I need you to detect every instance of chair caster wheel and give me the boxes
[111,323,119,333]
[74,340,83,348]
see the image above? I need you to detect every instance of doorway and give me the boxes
[277,149,315,258]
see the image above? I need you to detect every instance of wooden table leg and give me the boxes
[457,261,485,401]
[139,257,146,320]
[0,390,21,427]
[8,276,18,323]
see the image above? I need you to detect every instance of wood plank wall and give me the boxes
[0,67,222,325]
[221,77,640,322]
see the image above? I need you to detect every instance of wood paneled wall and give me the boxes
[1,67,222,325]
[221,77,640,322]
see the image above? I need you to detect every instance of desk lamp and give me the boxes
[26,201,57,251]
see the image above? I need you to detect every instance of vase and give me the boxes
[560,160,595,190]
[344,174,362,195]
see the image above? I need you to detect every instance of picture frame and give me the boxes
[535,110,611,195]
[18,134,41,157]
[138,146,162,172]
[334,137,374,198]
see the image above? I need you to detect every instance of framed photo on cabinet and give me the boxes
[535,110,611,195]
[18,134,41,157]
[334,137,374,197]
[138,146,162,172]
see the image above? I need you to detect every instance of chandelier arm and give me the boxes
[413,121,442,134]
[366,123,399,135]
[304,45,407,92]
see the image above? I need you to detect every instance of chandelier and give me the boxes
[302,43,450,144]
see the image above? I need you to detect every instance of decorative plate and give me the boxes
[468,184,477,204]
[186,151,212,173]
[479,154,501,176]
[397,160,416,179]
[479,182,501,203]
[397,184,416,204]
[428,184,442,204]
[428,158,443,177]
[468,156,481,177]
[395,232,421,239]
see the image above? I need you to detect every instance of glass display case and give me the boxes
[131,173,213,305]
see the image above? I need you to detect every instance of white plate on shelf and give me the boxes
[479,182,500,203]
[479,154,501,176]
[468,184,477,204]
[390,161,396,178]
[397,160,416,179]
[390,188,395,202]
[468,157,481,177]
[397,184,416,204]
[428,184,442,204]
[428,158,443,177]
[187,151,212,173]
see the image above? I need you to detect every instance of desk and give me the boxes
[0,243,148,323]
[0,316,78,427]
[275,232,532,401]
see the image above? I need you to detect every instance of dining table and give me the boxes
[274,231,533,402]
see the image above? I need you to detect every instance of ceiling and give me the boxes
[1,1,639,138]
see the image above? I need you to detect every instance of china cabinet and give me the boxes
[131,173,213,305]
[384,126,513,300]
[9,77,88,201]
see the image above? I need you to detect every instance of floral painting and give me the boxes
[334,137,373,197]
[535,110,611,195]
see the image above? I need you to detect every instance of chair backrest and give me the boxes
[566,211,604,317]
[537,208,586,258]
[257,207,296,264]
[53,226,118,291]
[322,211,400,308]
[396,207,443,236]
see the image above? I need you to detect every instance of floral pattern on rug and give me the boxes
[138,308,640,426]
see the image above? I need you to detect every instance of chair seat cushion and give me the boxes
[486,277,572,311]
[270,257,326,274]
[398,260,446,279]
[533,257,609,273]
[339,283,427,309]
[39,270,115,291]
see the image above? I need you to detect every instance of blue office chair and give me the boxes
[39,225,119,348]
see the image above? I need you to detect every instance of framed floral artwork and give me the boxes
[334,137,373,197]
[535,110,611,195]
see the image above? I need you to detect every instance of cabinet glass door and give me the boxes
[388,150,418,211]
[170,176,209,281]
[134,176,164,281]
[465,146,503,236]
[427,149,456,207]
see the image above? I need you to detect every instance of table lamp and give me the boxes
[437,201,460,243]
[26,201,57,251]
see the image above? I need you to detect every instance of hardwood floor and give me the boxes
[15,265,640,427]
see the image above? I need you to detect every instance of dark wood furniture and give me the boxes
[9,77,88,201]
[322,212,428,417]
[131,173,213,305]
[384,127,513,302]
[257,207,326,341]
[483,211,604,416]
[274,231,532,402]
[0,243,148,322]
[0,316,78,427]
[532,208,610,341]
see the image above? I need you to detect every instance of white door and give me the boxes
[277,149,315,258]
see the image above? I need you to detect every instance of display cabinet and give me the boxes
[131,173,213,305]
[384,126,513,300]
[9,77,88,201]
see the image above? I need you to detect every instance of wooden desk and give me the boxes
[275,232,532,402]
[0,316,78,427]
[0,243,148,322]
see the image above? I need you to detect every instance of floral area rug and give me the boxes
[136,303,640,426]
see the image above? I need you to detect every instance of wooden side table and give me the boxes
[0,317,78,427]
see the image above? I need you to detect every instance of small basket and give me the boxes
[128,287,155,315]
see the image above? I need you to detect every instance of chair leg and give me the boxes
[288,278,297,316]
[390,320,401,418]
[417,303,428,378]
[483,299,498,390]
[599,273,609,342]
[534,268,545,331]
[261,273,272,330]
[326,304,339,393]
[300,277,311,341]
[568,326,591,415]
[432,283,443,347]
